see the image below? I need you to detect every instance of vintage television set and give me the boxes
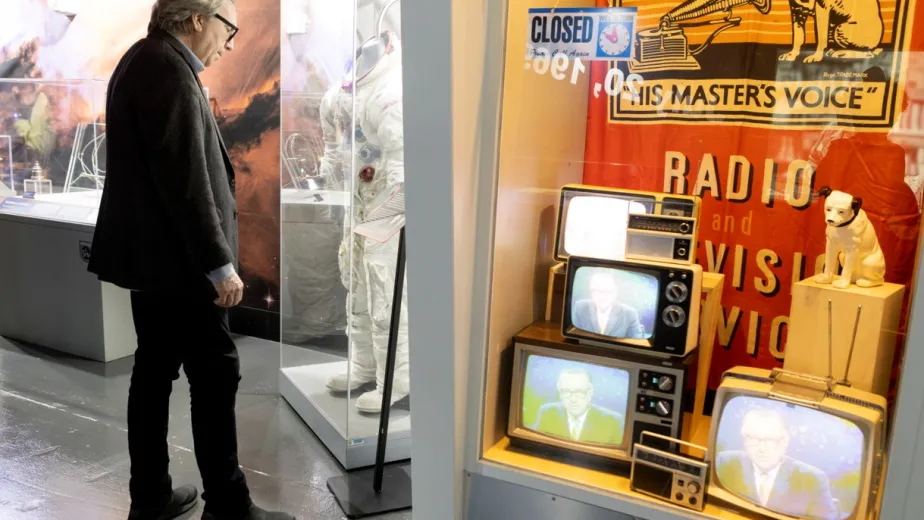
[707,366,888,520]
[562,255,702,356]
[553,185,701,263]
[506,337,692,464]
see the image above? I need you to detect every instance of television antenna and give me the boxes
[827,299,863,387]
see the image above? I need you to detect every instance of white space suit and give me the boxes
[319,34,408,414]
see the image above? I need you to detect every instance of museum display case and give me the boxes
[397,0,924,518]
[0,79,107,212]
[0,78,134,362]
[278,0,411,470]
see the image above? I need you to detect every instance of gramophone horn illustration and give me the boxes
[628,0,771,73]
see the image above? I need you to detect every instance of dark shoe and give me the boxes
[201,503,295,520]
[128,485,199,519]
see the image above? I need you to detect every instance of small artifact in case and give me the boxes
[23,161,53,195]
[630,431,708,512]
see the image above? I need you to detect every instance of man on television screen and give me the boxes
[532,368,624,445]
[572,271,645,338]
[716,409,839,520]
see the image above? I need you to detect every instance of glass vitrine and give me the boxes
[0,78,107,223]
[0,78,134,364]
[278,0,410,470]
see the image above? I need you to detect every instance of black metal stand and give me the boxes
[328,227,413,518]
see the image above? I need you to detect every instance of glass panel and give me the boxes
[344,0,408,445]
[279,0,356,456]
[476,0,924,517]
[0,78,107,224]
[280,0,409,467]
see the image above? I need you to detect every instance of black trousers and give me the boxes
[128,290,251,514]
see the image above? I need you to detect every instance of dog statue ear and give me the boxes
[817,186,832,198]
[852,197,863,213]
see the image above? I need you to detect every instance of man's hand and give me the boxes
[213,272,244,307]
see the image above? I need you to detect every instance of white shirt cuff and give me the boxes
[207,263,236,283]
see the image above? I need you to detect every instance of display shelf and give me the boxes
[279,348,411,469]
[693,272,725,420]
[480,415,762,520]
[0,209,134,362]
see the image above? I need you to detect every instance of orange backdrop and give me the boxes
[584,0,924,395]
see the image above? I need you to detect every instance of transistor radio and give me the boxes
[630,431,709,512]
[625,214,697,264]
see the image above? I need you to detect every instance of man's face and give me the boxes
[191,1,237,67]
[558,372,593,418]
[741,413,789,471]
[590,274,618,311]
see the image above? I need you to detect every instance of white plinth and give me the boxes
[0,208,135,362]
[279,355,411,469]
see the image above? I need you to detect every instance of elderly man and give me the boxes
[88,1,294,519]
[715,409,838,520]
[572,271,645,338]
[533,368,625,445]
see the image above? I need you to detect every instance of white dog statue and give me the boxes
[815,187,886,289]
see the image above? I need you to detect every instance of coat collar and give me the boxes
[148,29,205,75]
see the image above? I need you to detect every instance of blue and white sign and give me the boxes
[527,7,637,61]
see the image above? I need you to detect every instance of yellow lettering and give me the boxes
[726,155,751,202]
[755,248,780,295]
[664,151,689,193]
[694,153,721,199]
[769,315,789,361]
[719,306,742,347]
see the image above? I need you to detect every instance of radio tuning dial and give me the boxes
[679,222,691,233]
[657,376,674,392]
[688,482,701,495]
[665,281,689,303]
[662,305,687,327]
[655,400,672,417]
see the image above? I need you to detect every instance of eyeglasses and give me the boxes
[743,435,785,448]
[214,14,239,44]
[559,389,590,399]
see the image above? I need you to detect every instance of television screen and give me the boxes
[562,195,649,260]
[713,396,865,520]
[521,353,630,447]
[569,265,658,340]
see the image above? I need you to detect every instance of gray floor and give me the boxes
[0,335,413,520]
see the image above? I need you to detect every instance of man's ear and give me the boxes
[191,13,205,32]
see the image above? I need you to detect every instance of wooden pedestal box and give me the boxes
[784,278,905,397]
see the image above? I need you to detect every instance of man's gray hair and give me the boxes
[148,0,234,35]
[558,367,593,388]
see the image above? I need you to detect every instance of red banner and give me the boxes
[584,0,923,390]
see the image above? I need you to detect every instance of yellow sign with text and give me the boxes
[606,0,918,129]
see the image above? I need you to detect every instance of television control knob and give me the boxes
[656,400,672,417]
[688,482,701,495]
[662,305,686,327]
[665,281,689,303]
[657,376,674,392]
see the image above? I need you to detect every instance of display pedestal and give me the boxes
[327,464,412,518]
[784,278,905,396]
[0,207,135,362]
[279,356,412,469]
